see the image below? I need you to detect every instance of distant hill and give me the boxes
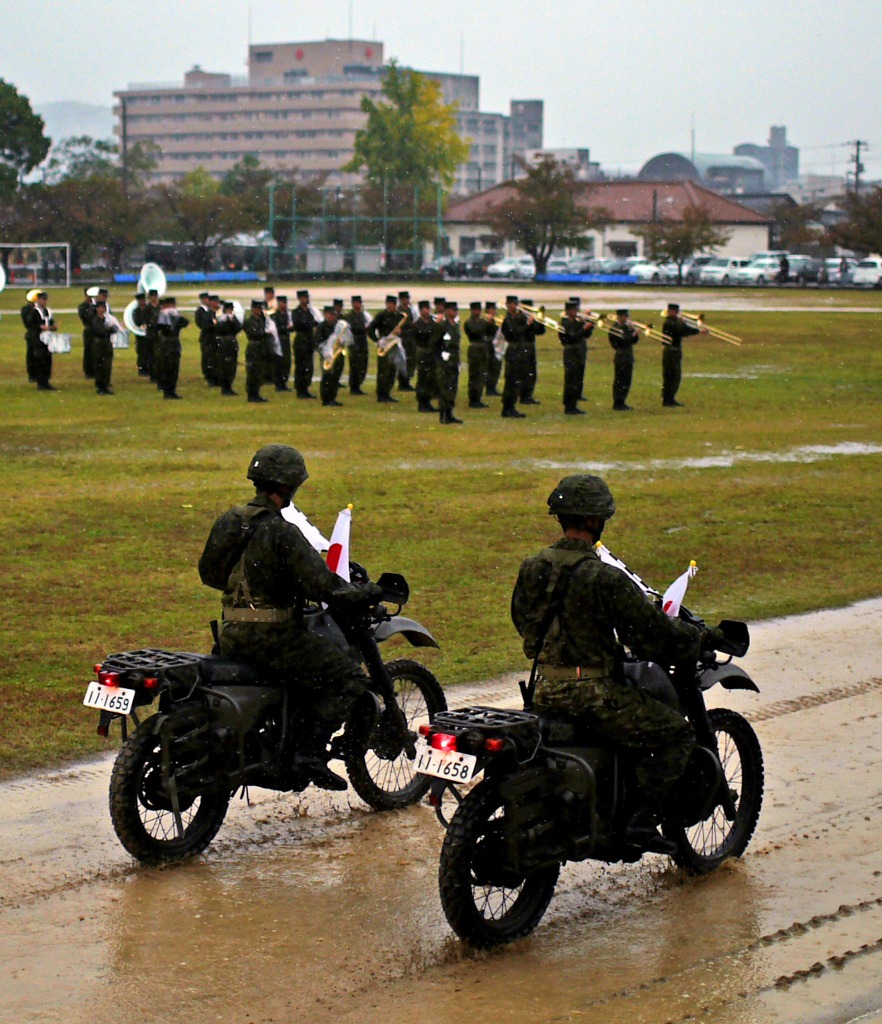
[35,102,115,144]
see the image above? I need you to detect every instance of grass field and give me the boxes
[2,283,881,776]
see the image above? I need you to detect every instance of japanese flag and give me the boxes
[326,504,353,581]
[662,561,698,617]
[281,504,329,554]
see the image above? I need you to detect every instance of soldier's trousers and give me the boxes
[485,345,502,393]
[613,349,634,406]
[218,340,239,392]
[200,335,219,385]
[534,671,695,796]
[136,334,153,377]
[320,356,344,404]
[415,347,437,406]
[275,335,292,387]
[29,339,52,387]
[348,341,368,391]
[399,336,415,386]
[293,333,314,395]
[502,344,530,413]
[467,344,487,405]
[577,339,588,397]
[155,340,181,396]
[245,343,267,399]
[220,622,368,738]
[662,345,682,403]
[375,349,397,399]
[82,329,94,378]
[93,339,114,391]
[519,341,538,401]
[562,343,582,411]
[437,356,459,413]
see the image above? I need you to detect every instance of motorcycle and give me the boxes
[83,570,446,866]
[417,614,764,948]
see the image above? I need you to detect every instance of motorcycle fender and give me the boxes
[698,663,760,693]
[373,615,440,649]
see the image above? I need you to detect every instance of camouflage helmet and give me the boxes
[547,475,616,520]
[246,444,309,490]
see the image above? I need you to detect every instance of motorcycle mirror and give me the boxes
[716,620,750,658]
[376,572,409,605]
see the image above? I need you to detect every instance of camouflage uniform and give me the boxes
[511,538,701,795]
[198,494,367,734]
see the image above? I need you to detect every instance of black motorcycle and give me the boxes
[418,616,763,948]
[83,571,446,866]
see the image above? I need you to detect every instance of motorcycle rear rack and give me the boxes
[99,649,204,674]
[432,705,540,737]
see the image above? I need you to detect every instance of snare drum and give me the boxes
[111,329,130,350]
[46,333,72,354]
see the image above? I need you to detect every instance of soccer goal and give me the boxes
[0,243,71,290]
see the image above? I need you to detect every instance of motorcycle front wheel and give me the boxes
[439,781,560,948]
[665,708,764,874]
[109,719,230,866]
[344,659,445,811]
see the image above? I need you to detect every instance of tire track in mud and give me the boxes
[745,677,882,724]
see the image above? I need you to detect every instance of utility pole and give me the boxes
[845,139,868,194]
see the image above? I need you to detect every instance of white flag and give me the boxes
[281,504,330,553]
[595,543,659,598]
[325,504,353,581]
[662,561,698,617]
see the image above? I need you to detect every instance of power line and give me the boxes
[844,140,869,193]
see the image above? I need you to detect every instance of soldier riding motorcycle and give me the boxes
[83,445,445,865]
[418,475,763,947]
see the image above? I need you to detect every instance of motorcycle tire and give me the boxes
[664,708,763,874]
[344,659,446,811]
[109,717,230,866]
[439,781,560,948]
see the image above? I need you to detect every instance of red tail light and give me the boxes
[98,670,120,687]
[485,737,505,753]
[143,677,159,690]
[431,732,457,753]
[419,724,432,737]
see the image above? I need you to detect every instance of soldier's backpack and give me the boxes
[198,503,273,591]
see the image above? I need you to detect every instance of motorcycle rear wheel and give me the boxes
[665,708,763,874]
[344,659,446,810]
[439,781,560,948]
[109,719,230,866]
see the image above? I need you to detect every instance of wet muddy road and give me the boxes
[3,600,881,1024]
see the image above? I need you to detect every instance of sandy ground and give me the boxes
[2,599,881,1024]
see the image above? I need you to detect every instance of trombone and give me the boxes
[664,310,743,346]
[518,303,564,336]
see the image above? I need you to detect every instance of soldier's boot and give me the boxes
[292,722,348,792]
[622,797,676,855]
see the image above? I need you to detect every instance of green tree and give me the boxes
[485,157,608,275]
[160,167,246,272]
[344,63,469,262]
[220,154,274,232]
[633,204,732,282]
[0,79,50,183]
[768,198,824,252]
[830,185,882,256]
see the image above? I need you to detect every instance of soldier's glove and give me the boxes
[334,581,383,607]
[700,626,727,660]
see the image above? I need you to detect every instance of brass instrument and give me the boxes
[322,321,354,370]
[376,311,409,356]
[518,303,564,336]
[665,310,743,346]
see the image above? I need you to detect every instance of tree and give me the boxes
[768,198,824,252]
[0,79,50,183]
[829,185,882,256]
[219,154,274,232]
[485,157,607,275]
[344,63,469,261]
[634,204,732,282]
[160,168,247,272]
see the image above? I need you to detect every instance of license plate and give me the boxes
[83,681,136,715]
[414,741,477,783]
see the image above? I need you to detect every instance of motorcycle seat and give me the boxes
[195,655,265,687]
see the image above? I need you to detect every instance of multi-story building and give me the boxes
[735,126,799,191]
[114,39,542,193]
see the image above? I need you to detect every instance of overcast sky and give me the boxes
[3,0,880,177]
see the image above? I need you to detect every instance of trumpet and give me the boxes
[665,310,743,346]
[377,311,409,356]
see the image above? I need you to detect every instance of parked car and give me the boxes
[698,257,751,286]
[566,254,595,273]
[821,257,857,285]
[456,249,503,277]
[749,250,790,262]
[486,255,536,279]
[542,257,572,275]
[664,255,715,284]
[734,257,785,286]
[852,256,882,288]
[786,255,824,285]
[420,256,456,276]
[622,257,665,282]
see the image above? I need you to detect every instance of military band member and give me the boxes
[271,295,293,391]
[316,305,345,407]
[484,301,503,396]
[433,300,462,424]
[156,296,188,399]
[433,296,446,321]
[519,296,545,405]
[216,301,242,396]
[263,285,277,314]
[291,289,319,398]
[144,289,161,383]
[661,302,706,407]
[396,290,416,392]
[500,295,530,418]
[130,293,151,377]
[559,301,592,415]
[77,286,98,378]
[91,300,118,395]
[610,308,639,410]
[344,295,370,395]
[368,295,404,404]
[414,300,438,413]
[243,299,273,403]
[568,295,588,401]
[463,300,490,408]
[21,288,39,382]
[195,291,217,386]
[24,291,57,391]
